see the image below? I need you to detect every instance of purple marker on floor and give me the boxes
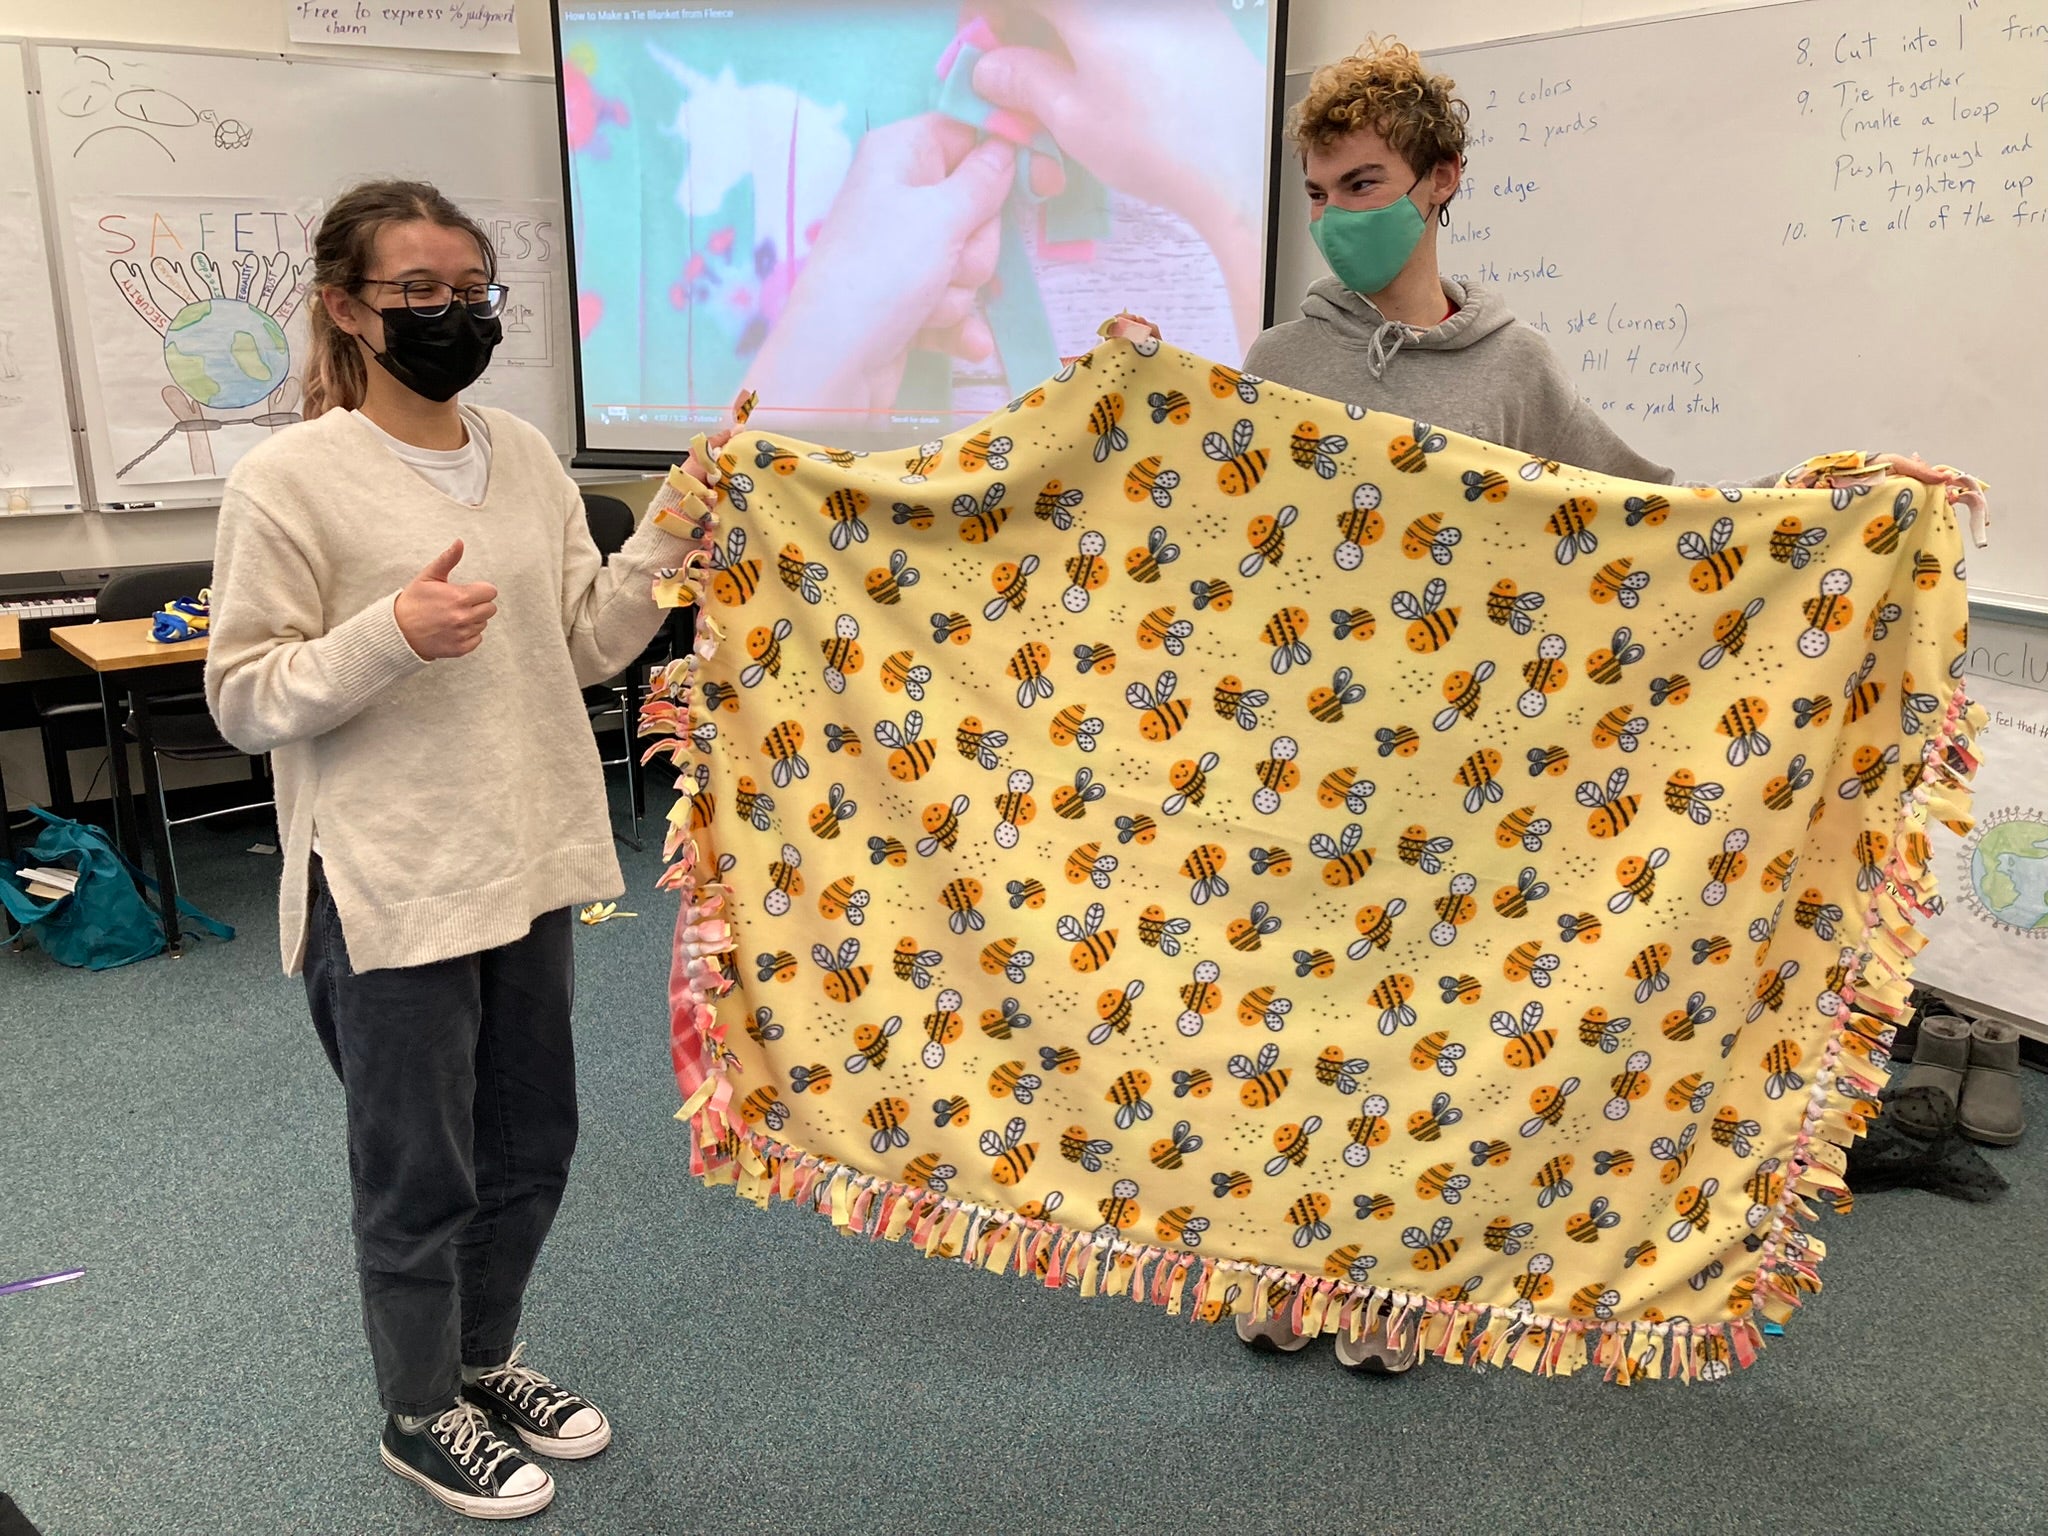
[0,1267,85,1298]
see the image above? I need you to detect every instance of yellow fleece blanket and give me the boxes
[646,333,1979,1382]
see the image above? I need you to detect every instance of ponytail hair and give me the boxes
[302,180,497,419]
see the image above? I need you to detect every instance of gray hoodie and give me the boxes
[1245,276,1678,484]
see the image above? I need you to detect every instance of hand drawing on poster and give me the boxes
[55,50,257,162]
[76,199,318,483]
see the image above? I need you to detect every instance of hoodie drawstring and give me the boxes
[1365,319,1416,380]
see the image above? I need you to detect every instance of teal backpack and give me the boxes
[1,807,232,970]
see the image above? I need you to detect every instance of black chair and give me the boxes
[582,495,675,850]
[93,562,272,884]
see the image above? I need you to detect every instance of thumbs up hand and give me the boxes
[395,539,499,660]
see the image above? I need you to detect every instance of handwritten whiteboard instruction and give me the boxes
[71,197,319,487]
[287,3,521,53]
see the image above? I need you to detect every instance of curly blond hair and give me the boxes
[1290,37,1469,174]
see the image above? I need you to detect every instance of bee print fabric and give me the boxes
[645,330,1982,1383]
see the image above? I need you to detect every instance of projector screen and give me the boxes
[553,0,1289,464]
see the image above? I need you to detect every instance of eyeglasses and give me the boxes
[357,279,510,318]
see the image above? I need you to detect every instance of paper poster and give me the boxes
[0,191,79,503]
[287,2,520,53]
[462,200,573,453]
[72,197,321,487]
[1911,669,2048,1019]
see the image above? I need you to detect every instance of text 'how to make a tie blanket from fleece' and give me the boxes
[639,330,1982,1384]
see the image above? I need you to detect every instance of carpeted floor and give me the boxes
[3,796,2044,1536]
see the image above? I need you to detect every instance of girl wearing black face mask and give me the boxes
[205,180,726,1521]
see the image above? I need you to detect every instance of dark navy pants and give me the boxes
[303,857,578,1417]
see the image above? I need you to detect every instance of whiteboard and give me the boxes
[1272,0,2048,612]
[30,42,573,511]
[0,42,82,513]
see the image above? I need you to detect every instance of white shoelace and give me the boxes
[476,1342,574,1420]
[430,1401,519,1485]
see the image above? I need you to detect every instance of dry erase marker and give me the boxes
[0,1267,85,1298]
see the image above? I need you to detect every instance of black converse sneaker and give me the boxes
[379,1401,555,1520]
[463,1344,613,1460]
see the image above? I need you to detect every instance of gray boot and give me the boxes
[1958,1020,2026,1146]
[1893,1014,1972,1137]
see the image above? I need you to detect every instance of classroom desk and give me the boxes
[50,618,211,956]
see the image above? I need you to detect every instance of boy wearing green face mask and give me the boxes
[1247,38,1678,481]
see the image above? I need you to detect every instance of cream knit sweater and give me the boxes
[206,406,689,975]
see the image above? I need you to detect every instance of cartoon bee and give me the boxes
[951,717,1009,773]
[1667,1178,1721,1243]
[1400,510,1463,567]
[1303,822,1370,887]
[1661,769,1722,827]
[898,439,946,484]
[838,1016,903,1077]
[1691,934,1732,966]
[1128,670,1191,742]
[1114,814,1156,846]
[1223,900,1281,954]
[1766,845,1804,894]
[1414,1162,1471,1204]
[1048,767,1104,822]
[867,835,909,869]
[1079,392,1130,463]
[1607,846,1671,914]
[1449,750,1502,815]
[1402,1216,1461,1271]
[1048,704,1105,754]
[1862,486,1919,555]
[807,783,857,842]
[1557,911,1603,946]
[1518,635,1570,717]
[822,722,864,758]
[1681,516,1747,592]
[1624,491,1670,526]
[1246,738,1301,816]
[1148,389,1193,425]
[973,1116,1037,1186]
[1747,959,1801,1024]
[1249,846,1295,879]
[1056,1126,1114,1174]
[1651,673,1692,708]
[813,938,872,1004]
[1284,1192,1334,1249]
[876,651,932,702]
[750,438,799,476]
[1208,674,1270,733]
[1086,980,1146,1048]
[1294,947,1337,980]
[1128,904,1190,960]
[1388,420,1447,473]
[1600,1054,1655,1123]
[1066,841,1120,890]
[776,543,829,604]
[1484,578,1547,638]
[862,550,921,608]
[1589,557,1650,609]
[1333,482,1386,569]
[980,939,1035,985]
[1162,752,1222,817]
[756,949,798,984]
[890,501,936,532]
[1716,696,1772,767]
[1055,901,1118,972]
[1131,606,1192,657]
[1710,1105,1761,1156]
[928,611,974,649]
[958,429,1012,474]
[1627,943,1673,1004]
[1348,899,1407,960]
[1794,887,1844,942]
[1340,1095,1394,1168]
[1430,661,1495,734]
[1287,419,1350,480]
[1519,1077,1581,1138]
[1372,974,1420,1035]
[1759,1038,1806,1100]
[1696,596,1768,672]
[1006,642,1054,709]
[1547,496,1600,565]
[1492,866,1552,921]
[875,710,936,782]
[1490,807,1551,856]
[1900,672,1942,736]
[1843,651,1884,724]
[917,987,967,1065]
[1191,576,1235,613]
[1700,830,1750,906]
[1661,992,1718,1044]
[1792,692,1833,730]
[916,794,971,857]
[740,618,793,689]
[1585,626,1647,686]
[1493,1001,1557,1070]
[1578,1008,1629,1053]
[1393,578,1460,653]
[1123,456,1181,509]
[1061,531,1112,614]
[728,775,773,834]
[1462,467,1511,503]
[992,770,1037,848]
[1867,596,1905,643]
[1102,1068,1155,1132]
[1204,363,1261,404]
[705,529,763,608]
[980,997,1033,1040]
[1230,1043,1290,1107]
[816,487,871,553]
[1124,526,1182,586]
[1235,983,1288,1031]
[978,554,1042,625]
[759,721,810,789]
[1267,1117,1329,1180]
[931,874,984,937]
[1205,418,1271,496]
[1376,726,1423,762]
[1574,767,1639,839]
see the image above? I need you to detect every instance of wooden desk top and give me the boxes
[51,617,210,673]
[0,613,18,662]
